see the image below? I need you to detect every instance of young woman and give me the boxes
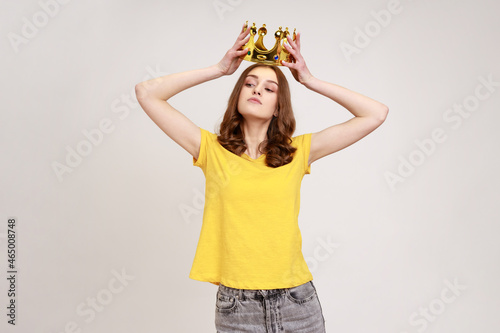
[136,22,388,333]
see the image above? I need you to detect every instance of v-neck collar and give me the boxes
[242,153,266,162]
[215,136,266,163]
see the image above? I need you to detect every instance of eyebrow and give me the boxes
[246,74,278,86]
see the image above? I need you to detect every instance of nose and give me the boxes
[252,85,262,95]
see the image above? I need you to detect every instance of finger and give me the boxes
[296,32,301,50]
[287,37,300,54]
[283,40,292,51]
[286,41,304,63]
[287,35,297,47]
[282,60,295,69]
[234,27,250,46]
[284,41,297,56]
[239,23,251,38]
[240,21,250,34]
[238,33,250,46]
[239,30,251,44]
[234,34,250,51]
[284,42,296,60]
[237,47,249,55]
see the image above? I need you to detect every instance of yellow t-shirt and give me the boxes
[190,127,313,289]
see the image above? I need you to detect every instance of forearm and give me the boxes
[136,64,224,101]
[303,76,388,120]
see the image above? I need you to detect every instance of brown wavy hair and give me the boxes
[216,63,297,168]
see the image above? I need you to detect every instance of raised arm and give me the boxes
[281,32,389,166]
[302,76,389,165]
[135,65,222,160]
[135,22,251,160]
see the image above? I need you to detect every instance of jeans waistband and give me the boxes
[218,281,312,300]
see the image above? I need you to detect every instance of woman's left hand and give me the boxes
[281,32,313,85]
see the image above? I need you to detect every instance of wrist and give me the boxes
[301,74,315,87]
[211,63,226,78]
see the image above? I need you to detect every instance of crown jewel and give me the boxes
[240,21,296,66]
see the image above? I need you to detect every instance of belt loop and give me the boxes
[238,288,243,300]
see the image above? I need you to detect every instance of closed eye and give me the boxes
[245,83,274,92]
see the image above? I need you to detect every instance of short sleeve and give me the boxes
[302,133,312,175]
[292,133,312,175]
[192,127,209,170]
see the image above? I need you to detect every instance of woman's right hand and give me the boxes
[215,22,251,76]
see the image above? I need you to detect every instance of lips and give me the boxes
[248,97,262,104]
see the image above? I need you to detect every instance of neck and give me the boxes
[241,119,270,157]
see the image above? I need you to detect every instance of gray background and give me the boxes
[1,0,499,332]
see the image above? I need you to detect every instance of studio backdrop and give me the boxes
[1,0,499,332]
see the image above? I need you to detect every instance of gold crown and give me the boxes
[240,21,296,66]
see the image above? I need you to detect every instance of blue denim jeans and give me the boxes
[215,280,326,332]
